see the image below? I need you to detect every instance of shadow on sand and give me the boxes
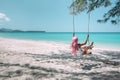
[0,51,120,80]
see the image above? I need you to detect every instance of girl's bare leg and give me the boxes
[82,42,94,55]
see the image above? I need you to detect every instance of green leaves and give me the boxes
[69,0,120,24]
[70,0,87,15]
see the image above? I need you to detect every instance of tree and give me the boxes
[70,0,120,24]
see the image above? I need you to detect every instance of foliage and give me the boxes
[70,0,120,24]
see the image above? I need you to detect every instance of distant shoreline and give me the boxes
[0,28,46,33]
[0,31,46,33]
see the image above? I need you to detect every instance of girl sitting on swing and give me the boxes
[71,33,94,56]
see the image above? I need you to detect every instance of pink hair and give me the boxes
[71,37,78,56]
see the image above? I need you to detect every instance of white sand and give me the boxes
[0,37,70,54]
[0,37,120,80]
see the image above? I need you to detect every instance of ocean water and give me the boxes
[0,32,120,48]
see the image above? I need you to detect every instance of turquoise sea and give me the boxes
[0,32,120,48]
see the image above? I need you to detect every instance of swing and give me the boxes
[71,0,93,55]
[86,12,94,55]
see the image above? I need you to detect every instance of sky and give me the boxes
[0,0,119,32]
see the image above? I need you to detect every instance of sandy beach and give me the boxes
[0,37,120,80]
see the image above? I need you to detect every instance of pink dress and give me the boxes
[71,37,78,56]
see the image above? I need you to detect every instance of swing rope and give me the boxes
[87,0,91,45]
[72,0,75,35]
[72,0,91,43]
[73,10,75,34]
[88,12,90,45]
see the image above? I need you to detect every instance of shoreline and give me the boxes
[0,37,120,52]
